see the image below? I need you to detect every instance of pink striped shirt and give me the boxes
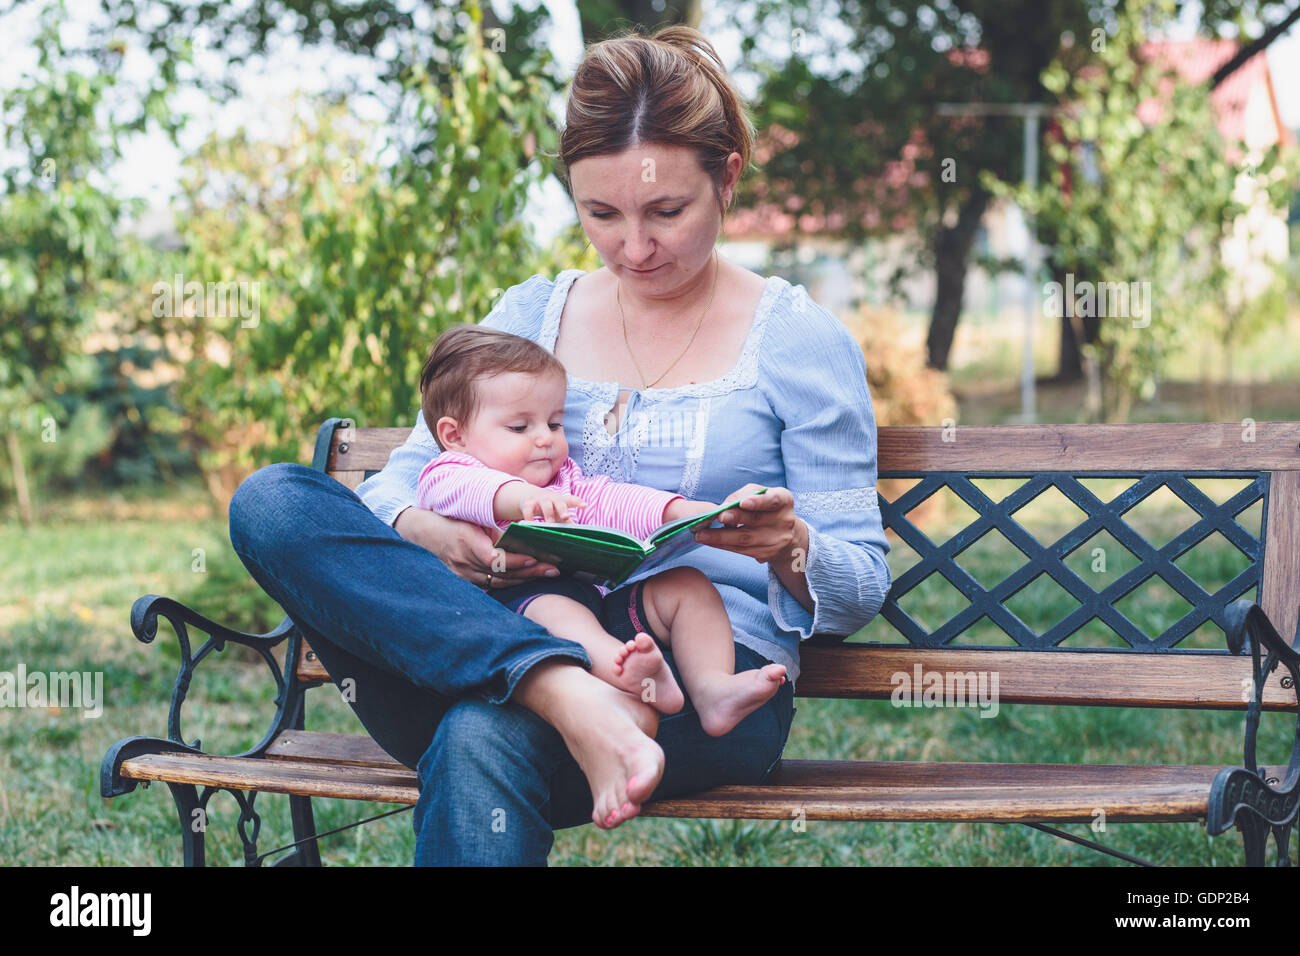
[416,450,683,538]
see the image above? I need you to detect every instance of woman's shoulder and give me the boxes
[757,275,865,371]
[479,270,586,339]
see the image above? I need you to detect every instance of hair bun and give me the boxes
[560,25,754,215]
[650,24,727,71]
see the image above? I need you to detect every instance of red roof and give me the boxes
[1139,38,1293,149]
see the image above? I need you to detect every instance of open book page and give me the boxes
[649,488,768,545]
[493,488,768,586]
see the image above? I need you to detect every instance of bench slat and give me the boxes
[120,753,417,804]
[266,731,406,770]
[264,732,1235,788]
[875,423,1300,472]
[295,642,1295,709]
[331,470,366,491]
[120,750,1252,823]
[795,645,1297,709]
[329,423,1300,475]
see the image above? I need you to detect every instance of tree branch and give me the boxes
[1210,1,1300,89]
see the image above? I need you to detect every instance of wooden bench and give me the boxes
[101,417,1300,866]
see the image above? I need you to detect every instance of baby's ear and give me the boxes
[435,416,465,450]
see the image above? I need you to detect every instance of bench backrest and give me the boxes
[299,418,1300,712]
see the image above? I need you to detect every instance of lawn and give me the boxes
[2,474,1292,866]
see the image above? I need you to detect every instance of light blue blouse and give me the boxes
[355,269,891,683]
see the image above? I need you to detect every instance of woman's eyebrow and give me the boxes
[579,194,691,208]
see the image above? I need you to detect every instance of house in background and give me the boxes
[723,39,1295,322]
[1141,39,1294,302]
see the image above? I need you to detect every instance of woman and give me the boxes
[229,25,890,865]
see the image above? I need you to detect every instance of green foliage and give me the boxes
[0,3,135,417]
[168,2,566,496]
[0,0,190,514]
[742,0,1050,253]
[74,0,570,104]
[992,2,1297,421]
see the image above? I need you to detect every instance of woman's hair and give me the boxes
[420,325,567,450]
[558,25,755,215]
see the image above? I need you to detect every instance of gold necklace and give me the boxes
[618,250,719,390]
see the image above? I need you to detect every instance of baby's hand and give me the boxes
[519,489,587,523]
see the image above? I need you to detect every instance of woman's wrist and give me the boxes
[394,505,446,553]
[393,506,418,538]
[771,517,814,612]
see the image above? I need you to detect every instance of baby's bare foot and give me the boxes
[695,664,787,737]
[611,633,685,716]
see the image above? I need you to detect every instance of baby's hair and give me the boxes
[420,325,568,451]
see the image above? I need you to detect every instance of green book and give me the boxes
[493,489,768,588]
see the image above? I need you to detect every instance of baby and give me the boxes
[414,325,787,762]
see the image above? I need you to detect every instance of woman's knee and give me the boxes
[229,463,344,558]
[231,463,310,539]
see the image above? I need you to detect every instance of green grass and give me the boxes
[1,478,1293,866]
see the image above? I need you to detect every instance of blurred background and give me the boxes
[3,0,1299,866]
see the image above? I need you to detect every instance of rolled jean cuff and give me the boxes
[497,646,593,705]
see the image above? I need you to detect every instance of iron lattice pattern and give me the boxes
[876,471,1268,651]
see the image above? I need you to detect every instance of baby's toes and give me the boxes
[762,663,787,683]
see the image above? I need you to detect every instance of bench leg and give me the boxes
[1233,814,1295,866]
[274,795,323,867]
[1276,821,1296,867]
[165,783,206,868]
[229,789,264,866]
[1236,814,1268,867]
[282,693,322,866]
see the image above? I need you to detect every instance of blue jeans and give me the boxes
[228,463,796,865]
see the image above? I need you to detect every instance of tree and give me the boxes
[0,0,180,523]
[169,3,569,500]
[994,4,1296,421]
[738,0,1083,370]
[577,0,702,38]
[735,0,1300,375]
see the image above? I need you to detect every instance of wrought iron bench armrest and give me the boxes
[1205,599,1300,862]
[1223,599,1300,772]
[120,594,305,761]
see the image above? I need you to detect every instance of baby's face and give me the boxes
[457,370,568,485]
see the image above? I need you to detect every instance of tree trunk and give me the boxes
[1055,262,1083,382]
[926,187,991,371]
[6,430,33,527]
[1052,263,1105,384]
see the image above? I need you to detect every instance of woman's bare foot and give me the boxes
[692,664,787,737]
[611,633,685,715]
[526,664,665,829]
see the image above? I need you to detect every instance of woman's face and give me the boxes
[569,143,741,298]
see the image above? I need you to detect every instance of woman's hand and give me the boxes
[695,484,814,611]
[694,484,808,567]
[394,506,559,589]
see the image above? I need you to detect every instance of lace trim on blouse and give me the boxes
[539,269,785,486]
[794,486,880,514]
[678,396,712,500]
